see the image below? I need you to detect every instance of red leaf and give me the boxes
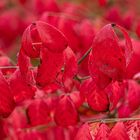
[89,24,132,89]
[127,80,140,111]
[18,49,33,85]
[78,19,95,75]
[108,122,129,140]
[116,24,133,66]
[125,120,140,139]
[27,99,51,126]
[21,24,41,58]
[36,47,64,87]
[106,81,123,111]
[62,47,78,91]
[136,20,140,38]
[9,70,36,103]
[126,40,140,78]
[69,91,84,109]
[5,107,28,131]
[16,130,46,140]
[36,21,68,53]
[57,16,80,53]
[118,104,132,118]
[74,123,92,140]
[0,71,15,117]
[54,95,78,126]
[87,80,109,112]
[118,80,140,117]
[33,0,60,15]
[77,19,95,51]
[98,0,107,6]
[0,119,6,139]
[45,126,65,140]
[80,78,93,99]
[95,123,110,140]
[18,21,68,87]
[21,21,68,57]
[0,56,15,75]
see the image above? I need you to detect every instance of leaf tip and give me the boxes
[111,23,116,27]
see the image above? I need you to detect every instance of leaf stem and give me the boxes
[78,47,92,65]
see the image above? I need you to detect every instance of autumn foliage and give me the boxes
[0,0,140,139]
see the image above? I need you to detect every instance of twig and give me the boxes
[0,66,35,70]
[74,75,90,82]
[0,66,18,69]
[88,117,140,123]
[78,47,92,65]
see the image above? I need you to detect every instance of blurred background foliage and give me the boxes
[0,0,140,60]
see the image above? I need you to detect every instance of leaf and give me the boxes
[78,19,95,51]
[108,122,130,140]
[54,95,78,126]
[0,71,15,117]
[36,47,64,87]
[115,24,133,66]
[36,21,68,53]
[80,78,93,99]
[21,24,41,58]
[5,107,28,130]
[34,0,60,14]
[89,122,101,139]
[0,119,6,139]
[57,16,80,52]
[86,80,109,112]
[9,70,36,103]
[118,104,132,118]
[45,126,65,140]
[62,47,78,92]
[127,80,140,111]
[126,40,140,78]
[69,91,84,109]
[88,24,132,89]
[118,80,140,117]
[0,56,14,75]
[18,49,34,85]
[18,21,68,87]
[27,99,51,126]
[95,123,110,140]
[98,0,107,6]
[125,120,140,140]
[106,81,123,111]
[74,123,92,140]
